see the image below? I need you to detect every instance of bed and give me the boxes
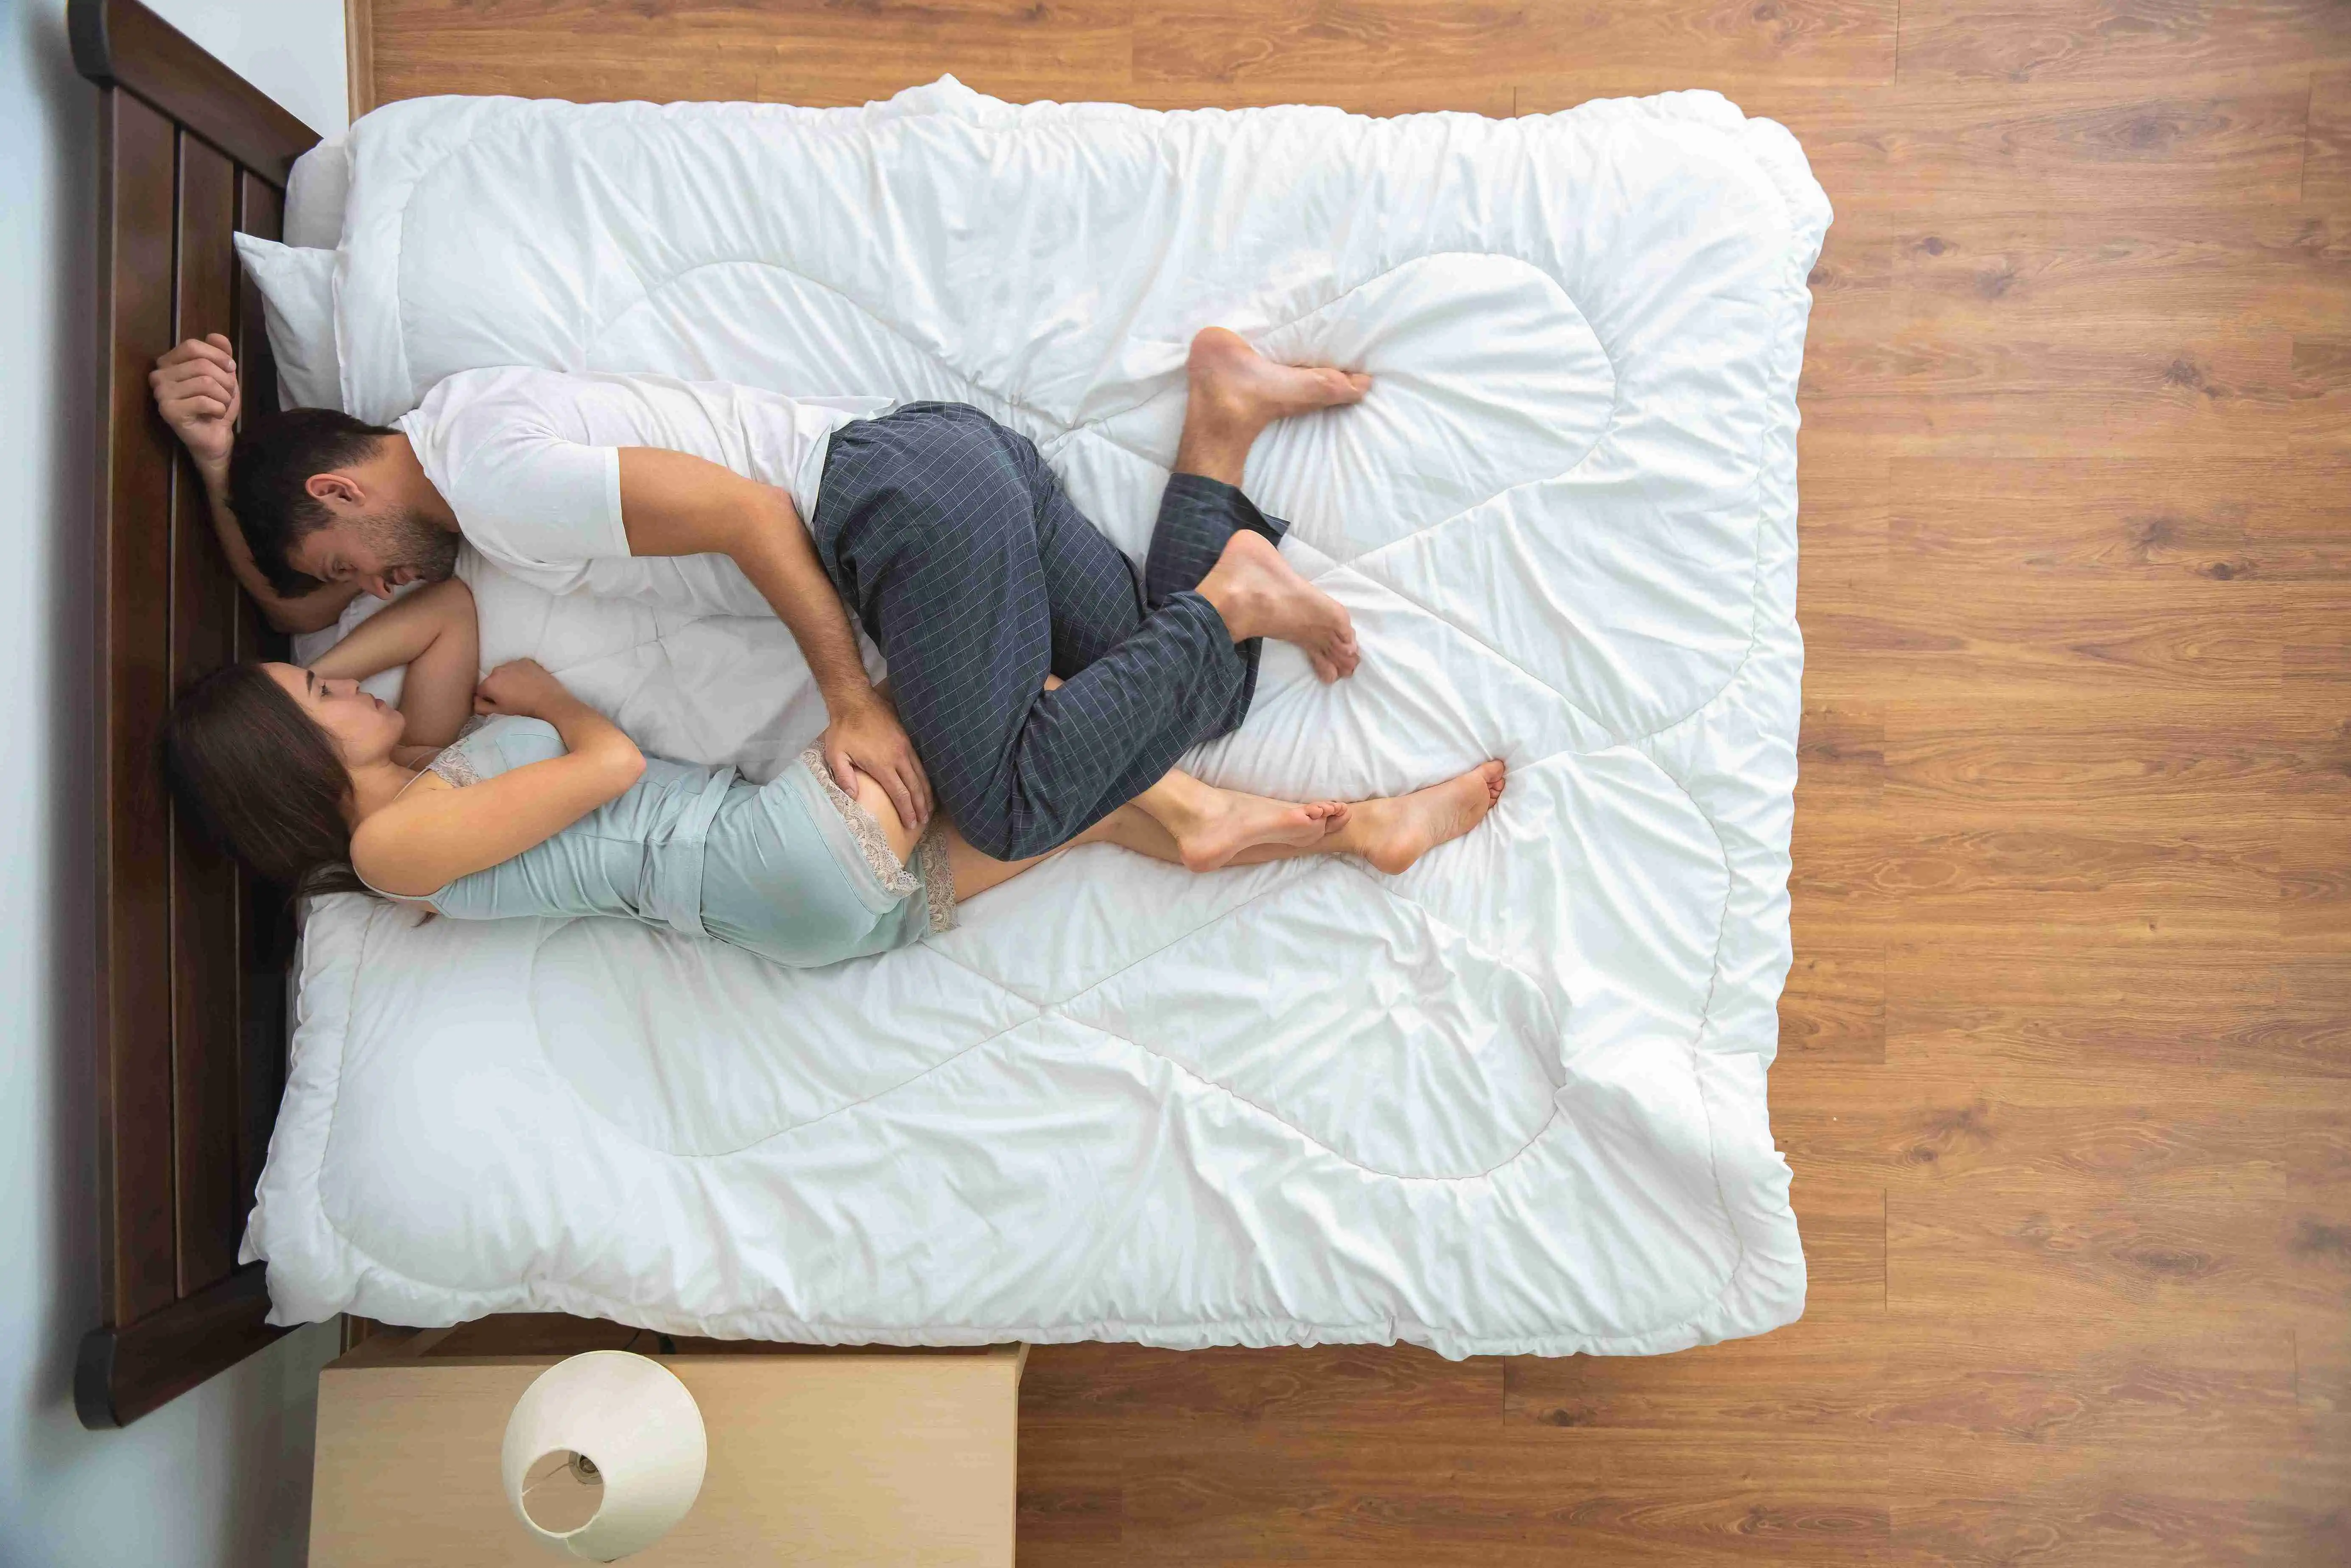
[231,81,1828,1358]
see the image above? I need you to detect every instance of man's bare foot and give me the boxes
[1196,529,1361,681]
[1342,761,1508,875]
[1188,326,1371,427]
[1172,789,1351,872]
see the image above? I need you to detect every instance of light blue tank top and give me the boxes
[368,714,739,938]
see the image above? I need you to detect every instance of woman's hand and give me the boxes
[471,660,640,786]
[472,658,575,720]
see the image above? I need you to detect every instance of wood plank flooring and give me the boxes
[366,5,2351,1561]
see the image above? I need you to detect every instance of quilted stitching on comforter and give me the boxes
[246,78,1828,1357]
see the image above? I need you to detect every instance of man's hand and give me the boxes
[151,334,241,471]
[823,687,932,833]
[613,447,938,834]
[147,333,363,636]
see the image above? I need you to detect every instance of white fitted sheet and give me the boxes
[244,79,1827,1357]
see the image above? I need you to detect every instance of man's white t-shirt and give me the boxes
[396,367,892,615]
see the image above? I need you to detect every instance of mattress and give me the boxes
[245,79,1828,1358]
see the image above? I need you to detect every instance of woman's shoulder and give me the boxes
[350,713,569,897]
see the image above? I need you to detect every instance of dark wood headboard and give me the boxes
[70,0,322,1429]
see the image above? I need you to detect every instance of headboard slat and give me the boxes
[232,174,285,424]
[99,84,184,1331]
[229,172,293,1227]
[169,129,245,1295]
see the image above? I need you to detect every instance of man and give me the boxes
[150,329,1366,860]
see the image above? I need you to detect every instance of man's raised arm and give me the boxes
[615,446,933,832]
[151,335,363,636]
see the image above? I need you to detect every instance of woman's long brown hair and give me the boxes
[160,662,376,899]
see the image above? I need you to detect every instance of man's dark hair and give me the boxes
[226,408,398,597]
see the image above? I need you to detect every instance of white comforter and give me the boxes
[246,78,1826,1357]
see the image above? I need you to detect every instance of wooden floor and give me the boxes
[364,4,2351,1562]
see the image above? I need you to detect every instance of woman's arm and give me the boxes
[309,577,480,749]
[349,659,644,897]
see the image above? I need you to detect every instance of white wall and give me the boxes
[0,4,345,1565]
[149,0,349,137]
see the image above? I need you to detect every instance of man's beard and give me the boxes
[359,506,461,586]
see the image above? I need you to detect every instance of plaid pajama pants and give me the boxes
[812,402,1280,861]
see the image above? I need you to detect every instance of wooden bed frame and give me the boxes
[70,0,321,1429]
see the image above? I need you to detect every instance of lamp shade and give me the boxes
[500,1350,709,1561]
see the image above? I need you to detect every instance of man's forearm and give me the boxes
[724,494,881,714]
[609,445,930,823]
[615,447,873,705]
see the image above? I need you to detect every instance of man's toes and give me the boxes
[1314,368,1366,400]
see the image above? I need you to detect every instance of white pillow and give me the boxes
[284,134,350,250]
[231,232,340,411]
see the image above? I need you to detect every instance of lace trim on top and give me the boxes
[426,748,481,788]
[916,832,955,935]
[799,744,958,934]
[423,714,489,789]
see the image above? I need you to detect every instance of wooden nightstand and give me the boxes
[308,1323,1024,1566]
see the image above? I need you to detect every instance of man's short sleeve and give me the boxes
[415,373,631,570]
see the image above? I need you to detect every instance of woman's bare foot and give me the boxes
[1341,761,1508,875]
[1196,530,1361,681]
[1188,326,1371,425]
[1171,789,1351,872]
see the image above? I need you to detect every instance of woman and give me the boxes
[162,576,1507,967]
